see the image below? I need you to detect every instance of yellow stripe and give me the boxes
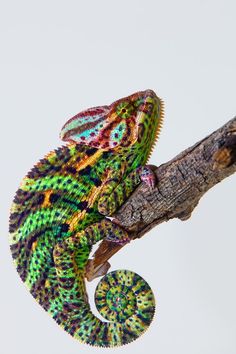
[67,172,108,232]
[75,150,103,172]
[42,190,53,208]
[68,185,103,232]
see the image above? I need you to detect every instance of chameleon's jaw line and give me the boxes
[147,97,165,162]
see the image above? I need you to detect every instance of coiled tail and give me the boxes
[64,270,155,347]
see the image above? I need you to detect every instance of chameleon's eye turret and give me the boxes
[116,101,134,119]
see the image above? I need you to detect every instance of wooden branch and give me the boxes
[86,117,236,281]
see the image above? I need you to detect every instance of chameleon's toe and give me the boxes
[98,197,115,216]
[139,166,157,189]
[106,226,130,245]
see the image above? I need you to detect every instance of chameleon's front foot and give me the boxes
[98,165,158,216]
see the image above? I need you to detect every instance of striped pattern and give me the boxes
[9,89,164,347]
[94,270,155,346]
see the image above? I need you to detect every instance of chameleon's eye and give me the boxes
[116,101,134,118]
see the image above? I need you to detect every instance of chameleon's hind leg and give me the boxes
[85,219,130,281]
[53,219,130,285]
[53,219,155,343]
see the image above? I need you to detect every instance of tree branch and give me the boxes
[86,117,236,281]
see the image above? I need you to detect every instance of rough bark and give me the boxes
[86,117,236,281]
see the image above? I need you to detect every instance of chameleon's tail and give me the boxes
[60,269,155,347]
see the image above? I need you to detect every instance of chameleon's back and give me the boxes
[9,143,103,309]
[9,90,163,347]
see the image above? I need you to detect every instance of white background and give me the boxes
[1,1,236,353]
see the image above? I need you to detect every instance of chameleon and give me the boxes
[9,89,164,347]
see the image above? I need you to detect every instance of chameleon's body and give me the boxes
[9,90,164,347]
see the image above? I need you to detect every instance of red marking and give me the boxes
[60,105,109,132]
[103,142,109,148]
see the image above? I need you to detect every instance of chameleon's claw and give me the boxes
[106,216,122,226]
[139,166,157,189]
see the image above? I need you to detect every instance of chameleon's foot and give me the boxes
[85,222,130,281]
[98,165,157,216]
[103,221,130,247]
[86,260,111,281]
[138,165,157,189]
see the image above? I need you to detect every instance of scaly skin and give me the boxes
[9,89,164,347]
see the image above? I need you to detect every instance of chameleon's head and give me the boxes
[60,90,164,159]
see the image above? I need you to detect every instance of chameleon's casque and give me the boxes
[9,89,164,347]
